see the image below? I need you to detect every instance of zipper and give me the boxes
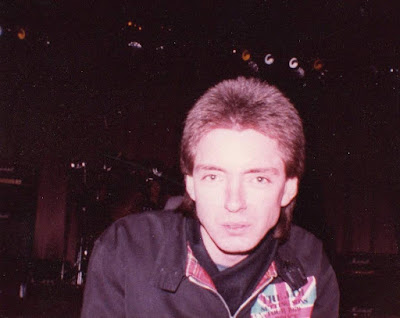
[188,276,233,318]
[188,275,275,318]
[232,276,274,317]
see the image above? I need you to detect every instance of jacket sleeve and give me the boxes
[81,233,126,318]
[311,244,340,318]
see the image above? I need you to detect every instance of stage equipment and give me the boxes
[0,165,37,300]
[61,161,90,286]
[337,253,400,317]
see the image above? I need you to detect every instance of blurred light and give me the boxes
[70,161,86,169]
[248,60,259,72]
[152,168,162,177]
[232,49,237,54]
[264,53,274,65]
[289,57,299,69]
[127,21,133,27]
[295,67,305,78]
[138,26,142,31]
[313,59,324,71]
[128,41,142,49]
[241,49,251,61]
[0,26,3,37]
[17,28,26,40]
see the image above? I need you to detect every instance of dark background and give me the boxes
[1,0,400,316]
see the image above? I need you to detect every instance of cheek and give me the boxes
[247,187,283,205]
[195,183,224,203]
[248,190,284,220]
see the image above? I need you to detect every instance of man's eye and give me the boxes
[203,174,220,181]
[255,176,269,184]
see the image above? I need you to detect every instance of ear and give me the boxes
[280,177,298,207]
[185,175,196,201]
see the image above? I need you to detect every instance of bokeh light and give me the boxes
[313,58,324,71]
[17,28,26,40]
[241,49,251,61]
[289,57,299,69]
[264,53,274,65]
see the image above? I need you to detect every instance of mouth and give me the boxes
[222,223,250,234]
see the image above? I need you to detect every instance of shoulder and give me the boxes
[95,211,186,252]
[279,225,327,276]
[286,224,323,249]
[282,228,340,315]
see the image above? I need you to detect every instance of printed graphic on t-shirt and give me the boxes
[250,276,316,318]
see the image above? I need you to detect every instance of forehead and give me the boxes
[193,128,286,172]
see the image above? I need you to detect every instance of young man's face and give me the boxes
[186,128,298,266]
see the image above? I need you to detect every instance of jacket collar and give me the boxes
[275,236,308,291]
[150,214,307,293]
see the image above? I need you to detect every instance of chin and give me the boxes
[218,240,257,255]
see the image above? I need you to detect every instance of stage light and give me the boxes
[248,60,259,73]
[241,49,251,61]
[289,57,299,69]
[127,21,133,27]
[264,54,274,65]
[296,67,305,78]
[313,59,324,71]
[17,28,26,40]
[128,41,142,49]
[70,161,86,169]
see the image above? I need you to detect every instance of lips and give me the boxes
[222,223,250,234]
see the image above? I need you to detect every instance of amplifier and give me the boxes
[336,253,400,317]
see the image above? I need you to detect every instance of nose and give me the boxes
[224,179,246,213]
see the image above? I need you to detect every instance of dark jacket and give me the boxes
[81,211,339,318]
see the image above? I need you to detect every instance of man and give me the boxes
[81,77,339,317]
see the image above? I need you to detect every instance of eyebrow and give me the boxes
[194,165,279,175]
[194,165,226,173]
[244,168,280,175]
